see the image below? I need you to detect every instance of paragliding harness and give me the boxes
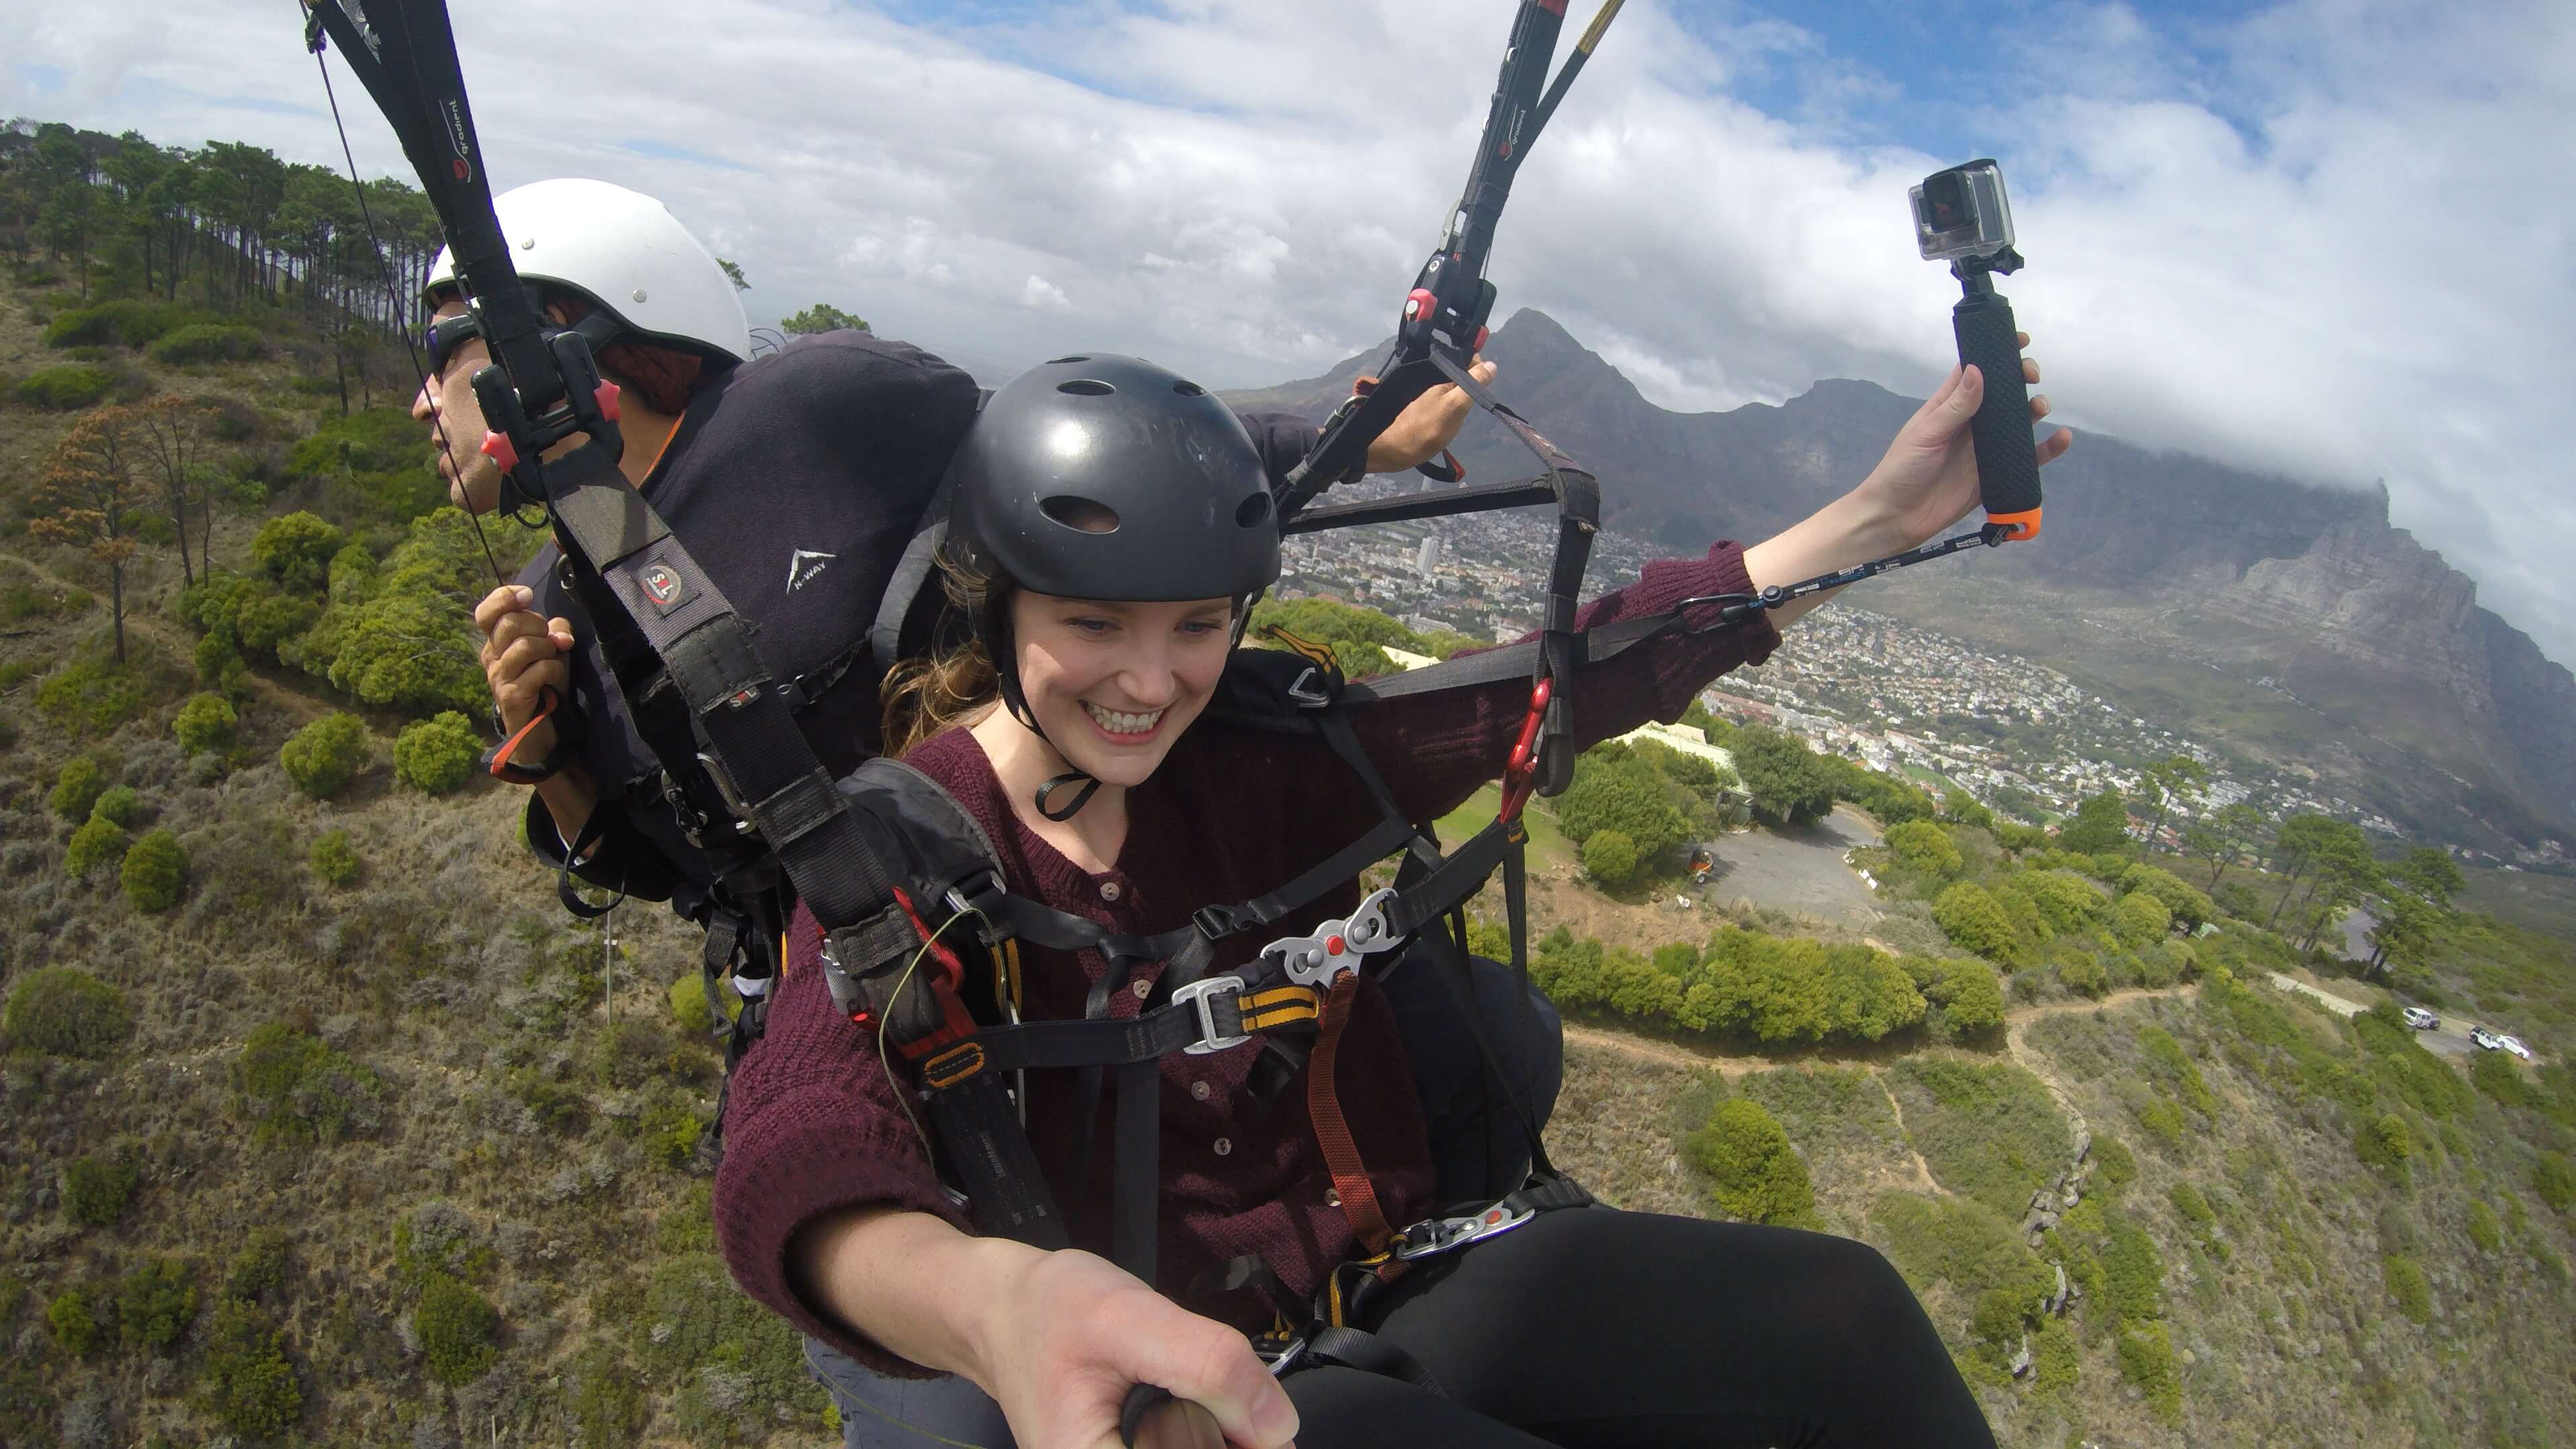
[302,0,2043,1430]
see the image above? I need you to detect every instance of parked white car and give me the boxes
[2401,1006,2440,1030]
[2495,1033,2534,1061]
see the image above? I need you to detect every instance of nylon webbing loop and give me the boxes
[1309,975,1399,1265]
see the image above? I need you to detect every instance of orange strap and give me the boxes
[1307,975,1402,1276]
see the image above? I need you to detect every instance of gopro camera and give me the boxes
[1911,160,2015,264]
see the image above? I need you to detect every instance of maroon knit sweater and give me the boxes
[714,542,1782,1376]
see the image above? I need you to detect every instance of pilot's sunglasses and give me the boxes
[423,311,482,379]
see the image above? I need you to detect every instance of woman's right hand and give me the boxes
[971,1248,1299,1449]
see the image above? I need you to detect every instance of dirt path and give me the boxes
[6,553,327,724]
[1562,1023,1766,1079]
[1873,1074,1951,1197]
[2266,970,2365,1018]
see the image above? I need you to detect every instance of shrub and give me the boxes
[2381,1252,2431,1324]
[2092,1134,2138,1197]
[1883,820,1963,879]
[2120,865,2213,930]
[2116,1320,2182,1423]
[235,1022,387,1146]
[2025,871,2108,933]
[3,969,133,1057]
[47,1284,114,1357]
[36,658,160,733]
[671,974,716,1036]
[148,323,269,366]
[2101,1215,2167,1321]
[252,512,347,595]
[121,828,187,912]
[63,1151,142,1226]
[1581,828,1639,886]
[2356,1114,2412,1182]
[2213,881,2261,920]
[51,755,111,820]
[1933,882,2022,965]
[394,711,481,794]
[1907,956,2006,1038]
[66,816,129,879]
[2113,890,2172,948]
[120,1257,200,1349]
[278,712,371,799]
[15,363,113,410]
[90,784,144,828]
[201,1299,303,1435]
[310,828,362,888]
[416,1275,500,1386]
[639,1099,707,1169]
[42,299,213,349]
[227,1228,294,1305]
[2470,1051,2538,1110]
[2534,1152,2576,1214]
[174,692,239,753]
[2057,952,2109,998]
[1686,1099,1815,1226]
[2465,1199,2502,1252]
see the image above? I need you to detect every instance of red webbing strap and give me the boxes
[1307,975,1407,1284]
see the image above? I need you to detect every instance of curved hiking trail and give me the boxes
[1564,982,2199,1079]
[1565,983,2201,1201]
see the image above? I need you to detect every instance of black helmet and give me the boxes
[946,354,1281,603]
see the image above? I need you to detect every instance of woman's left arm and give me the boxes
[1746,345,2070,628]
[1351,342,2069,824]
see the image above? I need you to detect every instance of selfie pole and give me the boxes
[1914,160,2043,540]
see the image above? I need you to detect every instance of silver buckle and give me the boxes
[1264,887,1405,989]
[1392,1203,1534,1260]
[1171,975,1252,1055]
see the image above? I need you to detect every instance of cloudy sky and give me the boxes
[9,0,2573,663]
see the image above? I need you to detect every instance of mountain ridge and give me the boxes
[1224,309,2576,841]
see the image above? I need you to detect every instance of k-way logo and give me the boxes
[786,549,836,592]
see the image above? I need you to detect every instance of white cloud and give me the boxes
[1020,273,1071,313]
[9,0,2571,662]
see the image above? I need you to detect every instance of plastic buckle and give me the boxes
[1171,975,1252,1056]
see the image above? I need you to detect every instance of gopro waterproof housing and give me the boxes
[1911,160,2015,264]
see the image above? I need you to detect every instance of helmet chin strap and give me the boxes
[987,608,1102,824]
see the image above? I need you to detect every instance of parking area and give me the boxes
[1695,804,1886,931]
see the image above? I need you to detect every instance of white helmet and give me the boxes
[425,177,751,364]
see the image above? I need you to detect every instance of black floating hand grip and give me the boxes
[1120,1384,1175,1447]
[1951,291,2042,536]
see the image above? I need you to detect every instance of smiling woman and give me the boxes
[714,333,2060,1448]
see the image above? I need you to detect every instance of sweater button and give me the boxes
[1191,1081,1211,1102]
[1099,879,1123,902]
[1131,979,1152,1001]
[1213,1137,1232,1157]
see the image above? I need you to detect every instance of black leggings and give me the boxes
[809,1208,1994,1448]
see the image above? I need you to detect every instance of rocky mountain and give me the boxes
[1226,310,2576,842]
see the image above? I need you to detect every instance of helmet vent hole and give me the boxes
[1171,380,1205,397]
[1056,379,1116,396]
[1040,496,1122,534]
[1045,354,1091,365]
[1235,492,1275,528]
